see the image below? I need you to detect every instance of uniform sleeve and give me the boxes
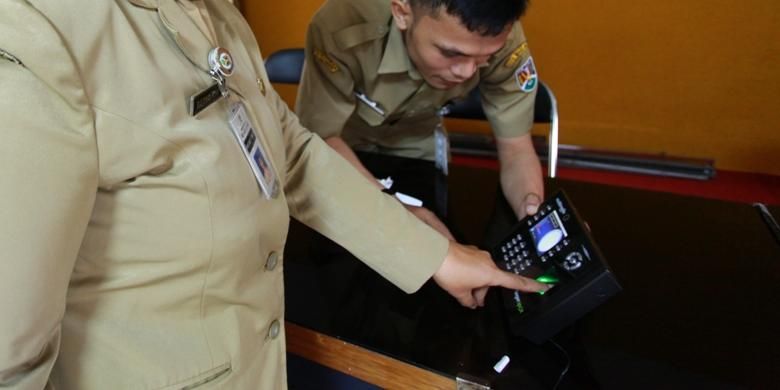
[478,22,538,138]
[294,19,357,139]
[276,86,448,293]
[0,4,98,388]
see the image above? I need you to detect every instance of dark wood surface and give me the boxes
[285,156,780,389]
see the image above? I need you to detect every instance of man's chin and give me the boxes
[429,78,460,90]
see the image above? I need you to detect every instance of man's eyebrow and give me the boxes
[435,44,466,56]
[436,43,500,58]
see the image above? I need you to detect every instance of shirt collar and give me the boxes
[377,22,422,81]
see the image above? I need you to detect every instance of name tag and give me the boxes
[228,102,279,199]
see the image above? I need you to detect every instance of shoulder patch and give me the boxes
[0,48,24,66]
[313,48,340,73]
[504,42,529,68]
[515,56,538,93]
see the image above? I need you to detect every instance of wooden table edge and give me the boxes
[286,321,456,389]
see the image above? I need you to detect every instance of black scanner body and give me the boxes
[488,190,622,344]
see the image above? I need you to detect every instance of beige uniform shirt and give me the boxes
[296,0,538,160]
[0,0,447,388]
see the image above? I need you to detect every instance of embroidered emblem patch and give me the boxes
[504,42,529,68]
[515,56,538,93]
[313,48,340,73]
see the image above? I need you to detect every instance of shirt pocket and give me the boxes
[355,97,387,127]
[402,104,438,122]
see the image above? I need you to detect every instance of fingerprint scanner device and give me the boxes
[490,190,621,344]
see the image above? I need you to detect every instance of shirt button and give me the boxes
[265,251,279,271]
[268,319,281,339]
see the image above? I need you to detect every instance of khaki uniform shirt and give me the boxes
[0,1,447,388]
[295,0,539,160]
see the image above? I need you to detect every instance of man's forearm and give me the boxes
[496,134,544,219]
[324,136,456,240]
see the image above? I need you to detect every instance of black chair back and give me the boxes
[265,48,305,84]
[444,82,554,125]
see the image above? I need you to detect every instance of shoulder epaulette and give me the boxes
[333,22,389,51]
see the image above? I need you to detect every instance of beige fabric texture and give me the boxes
[0,0,448,388]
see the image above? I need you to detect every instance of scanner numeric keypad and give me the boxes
[500,233,535,274]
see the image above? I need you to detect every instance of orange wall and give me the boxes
[244,1,780,175]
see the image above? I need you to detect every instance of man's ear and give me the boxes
[390,0,413,31]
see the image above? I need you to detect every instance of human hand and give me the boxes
[495,134,544,220]
[520,192,542,218]
[433,241,549,309]
[404,204,455,241]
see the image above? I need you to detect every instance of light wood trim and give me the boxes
[286,321,456,389]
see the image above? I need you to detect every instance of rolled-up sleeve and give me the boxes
[479,22,538,139]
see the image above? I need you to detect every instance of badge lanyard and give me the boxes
[189,47,233,116]
[192,46,280,199]
[211,48,278,199]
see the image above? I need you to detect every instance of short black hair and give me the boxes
[409,0,529,36]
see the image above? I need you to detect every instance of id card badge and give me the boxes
[434,121,449,176]
[228,102,279,199]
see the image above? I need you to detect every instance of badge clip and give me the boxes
[189,47,235,116]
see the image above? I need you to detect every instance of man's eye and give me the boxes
[441,50,459,58]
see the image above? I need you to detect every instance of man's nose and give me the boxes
[451,60,477,80]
